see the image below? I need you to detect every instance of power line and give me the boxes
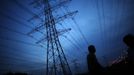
[63,6,89,45]
[95,0,107,49]
[101,0,106,31]
[9,0,35,15]
[58,23,85,59]
[0,36,40,47]
[107,0,114,47]
[95,0,104,41]
[10,0,45,29]
[9,0,44,22]
[101,0,109,49]
[0,25,46,48]
[0,45,43,59]
[59,22,84,51]
[64,37,85,58]
[0,46,45,69]
[60,22,87,53]
[0,25,27,36]
[0,10,44,34]
[59,7,88,56]
[1,4,42,33]
[0,11,33,29]
[116,0,124,36]
[0,59,45,70]
[72,18,89,45]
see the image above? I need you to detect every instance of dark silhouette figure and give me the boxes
[123,34,134,62]
[87,45,103,75]
[123,34,134,74]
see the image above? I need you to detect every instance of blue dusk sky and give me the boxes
[0,0,134,75]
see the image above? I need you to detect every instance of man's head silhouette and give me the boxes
[88,45,96,54]
[123,34,134,48]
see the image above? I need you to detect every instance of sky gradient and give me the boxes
[0,0,134,75]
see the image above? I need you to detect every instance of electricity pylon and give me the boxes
[27,0,78,75]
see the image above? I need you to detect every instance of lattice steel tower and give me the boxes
[28,0,78,74]
[43,0,72,75]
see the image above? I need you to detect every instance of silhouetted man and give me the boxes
[123,34,134,74]
[87,45,103,75]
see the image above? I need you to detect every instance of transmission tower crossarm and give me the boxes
[27,11,78,34]
[30,0,71,10]
[28,0,72,21]
[56,10,78,22]
[27,23,44,35]
[36,28,71,44]
[27,14,43,22]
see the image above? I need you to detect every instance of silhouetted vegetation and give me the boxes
[4,72,28,75]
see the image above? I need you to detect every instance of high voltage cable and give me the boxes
[63,6,89,45]
[0,37,39,47]
[9,0,35,15]
[59,22,86,54]
[57,26,85,60]
[64,37,85,57]
[95,0,103,40]
[0,25,27,36]
[0,25,46,48]
[71,18,89,45]
[0,12,33,29]
[0,46,45,68]
[0,11,43,34]
[0,45,43,59]
[101,0,109,49]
